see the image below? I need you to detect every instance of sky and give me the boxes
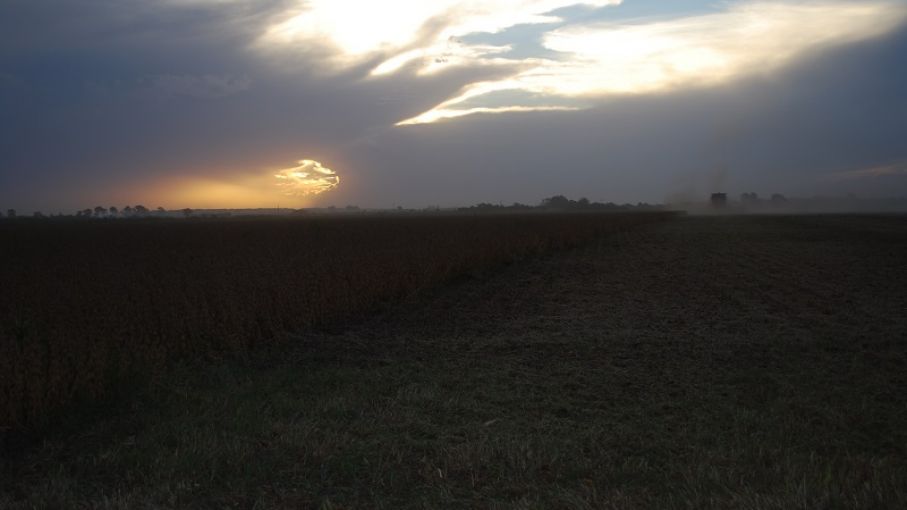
[1,0,906,212]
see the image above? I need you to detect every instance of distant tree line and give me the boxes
[0,205,181,219]
[458,195,661,213]
[74,205,167,218]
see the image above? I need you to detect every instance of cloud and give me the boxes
[145,74,252,98]
[396,0,907,124]
[274,160,341,196]
[396,105,578,125]
[542,1,907,93]
[826,161,907,182]
[158,0,250,5]
[253,0,622,72]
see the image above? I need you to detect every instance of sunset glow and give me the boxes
[120,160,340,209]
[274,160,341,196]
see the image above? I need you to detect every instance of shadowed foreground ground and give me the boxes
[3,215,907,508]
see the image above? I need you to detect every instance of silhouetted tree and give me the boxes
[123,205,133,216]
[93,206,106,217]
[181,208,193,217]
[771,193,787,204]
[156,206,166,215]
[134,205,149,216]
[109,206,118,216]
[541,195,571,209]
[33,211,45,218]
[6,209,15,218]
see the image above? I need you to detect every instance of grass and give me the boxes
[3,214,907,508]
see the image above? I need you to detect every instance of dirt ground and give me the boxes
[4,214,907,509]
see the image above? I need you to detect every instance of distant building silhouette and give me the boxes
[740,192,759,206]
[710,193,727,208]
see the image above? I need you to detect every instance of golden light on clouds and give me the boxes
[274,159,340,196]
[399,1,907,124]
[249,0,907,126]
[396,105,579,125]
[255,0,621,70]
[539,2,907,94]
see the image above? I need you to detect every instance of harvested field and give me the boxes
[3,214,907,509]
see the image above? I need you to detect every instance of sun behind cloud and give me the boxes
[121,159,341,209]
[274,159,340,196]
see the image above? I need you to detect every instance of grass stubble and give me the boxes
[3,214,907,508]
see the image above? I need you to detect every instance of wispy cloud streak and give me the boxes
[378,1,907,124]
[826,161,907,182]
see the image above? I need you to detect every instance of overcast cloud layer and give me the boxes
[1,0,906,212]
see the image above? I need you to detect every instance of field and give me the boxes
[3,214,907,508]
[0,213,673,442]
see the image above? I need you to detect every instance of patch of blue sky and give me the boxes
[457,22,564,60]
[551,0,722,24]
[459,0,723,62]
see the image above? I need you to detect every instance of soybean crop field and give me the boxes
[0,212,673,442]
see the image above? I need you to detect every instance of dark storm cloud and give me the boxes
[0,0,287,206]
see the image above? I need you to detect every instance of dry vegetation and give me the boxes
[3,214,906,509]
[0,212,673,443]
